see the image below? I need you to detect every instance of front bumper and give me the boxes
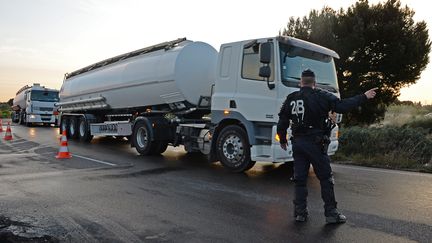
[251,125,340,163]
[27,114,56,124]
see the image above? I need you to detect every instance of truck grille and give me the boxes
[39,107,53,111]
[41,115,52,121]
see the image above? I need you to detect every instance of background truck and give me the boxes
[57,37,341,172]
[12,83,59,126]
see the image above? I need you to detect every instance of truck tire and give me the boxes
[18,112,25,125]
[78,117,93,142]
[12,112,19,123]
[60,117,69,137]
[68,117,79,139]
[216,125,256,172]
[23,113,33,127]
[132,121,158,155]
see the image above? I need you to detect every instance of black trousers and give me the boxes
[291,136,337,215]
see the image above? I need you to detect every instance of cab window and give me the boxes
[241,42,274,81]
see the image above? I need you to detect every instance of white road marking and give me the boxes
[6,140,33,145]
[0,153,38,158]
[72,154,117,166]
[332,164,432,177]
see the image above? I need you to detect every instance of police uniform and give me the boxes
[277,69,367,223]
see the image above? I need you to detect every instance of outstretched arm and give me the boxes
[331,88,378,113]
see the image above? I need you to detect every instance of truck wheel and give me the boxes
[60,117,69,137]
[68,117,79,139]
[12,112,19,123]
[23,113,32,127]
[78,117,93,142]
[133,121,158,155]
[19,112,25,125]
[216,125,256,172]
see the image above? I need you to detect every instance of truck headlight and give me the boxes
[30,114,36,119]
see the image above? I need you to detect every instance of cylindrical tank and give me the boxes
[12,88,28,111]
[59,40,218,111]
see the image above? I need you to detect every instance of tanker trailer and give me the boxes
[58,37,342,172]
[12,83,59,126]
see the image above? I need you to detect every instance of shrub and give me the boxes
[1,110,10,118]
[337,126,432,171]
[382,104,432,127]
[404,118,432,132]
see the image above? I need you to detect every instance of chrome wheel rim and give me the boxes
[222,134,244,162]
[79,121,86,137]
[70,120,75,135]
[136,127,148,149]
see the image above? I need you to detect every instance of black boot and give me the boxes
[293,179,308,222]
[325,208,346,224]
[294,206,309,222]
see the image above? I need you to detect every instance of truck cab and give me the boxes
[12,84,59,126]
[211,36,341,171]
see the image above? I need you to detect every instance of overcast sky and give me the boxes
[0,0,430,103]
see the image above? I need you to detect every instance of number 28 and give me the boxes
[290,100,305,120]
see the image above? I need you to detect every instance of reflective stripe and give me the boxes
[59,146,69,153]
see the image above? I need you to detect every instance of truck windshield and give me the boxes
[30,90,59,102]
[279,43,339,92]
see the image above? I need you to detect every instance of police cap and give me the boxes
[301,69,315,78]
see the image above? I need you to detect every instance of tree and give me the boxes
[7,98,13,107]
[281,0,431,125]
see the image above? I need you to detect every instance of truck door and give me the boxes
[234,41,277,122]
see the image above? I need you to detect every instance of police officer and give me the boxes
[277,69,377,223]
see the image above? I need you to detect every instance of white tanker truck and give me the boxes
[57,37,341,172]
[12,83,59,126]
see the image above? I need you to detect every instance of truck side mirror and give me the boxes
[259,66,271,78]
[259,42,272,64]
[259,42,274,89]
[259,66,275,89]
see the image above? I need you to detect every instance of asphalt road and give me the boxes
[0,121,431,243]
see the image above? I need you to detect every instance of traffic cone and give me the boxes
[3,122,12,141]
[56,130,71,159]
[0,119,3,133]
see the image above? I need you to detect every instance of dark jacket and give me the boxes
[277,87,367,144]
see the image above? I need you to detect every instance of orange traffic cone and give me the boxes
[3,122,12,141]
[0,119,3,133]
[56,130,71,159]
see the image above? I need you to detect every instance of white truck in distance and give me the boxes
[12,84,59,126]
[57,37,341,172]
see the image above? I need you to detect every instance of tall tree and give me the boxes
[7,98,13,107]
[281,0,431,125]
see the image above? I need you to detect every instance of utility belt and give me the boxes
[292,132,331,154]
[291,126,322,137]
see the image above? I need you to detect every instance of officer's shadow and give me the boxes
[320,222,343,236]
[243,163,295,182]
